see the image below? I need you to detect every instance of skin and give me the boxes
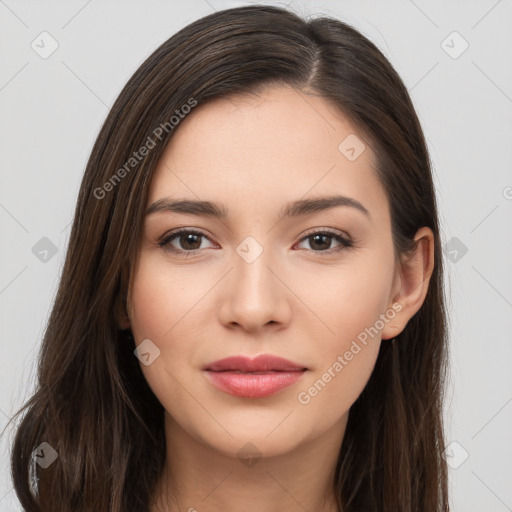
[119,85,434,512]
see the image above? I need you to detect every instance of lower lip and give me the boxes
[204,370,306,398]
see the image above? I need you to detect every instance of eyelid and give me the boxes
[158,228,217,253]
[158,226,355,256]
[158,227,212,243]
[299,226,351,240]
[294,227,354,253]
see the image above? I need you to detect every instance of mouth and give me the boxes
[203,354,308,398]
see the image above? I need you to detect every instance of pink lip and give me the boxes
[203,355,307,398]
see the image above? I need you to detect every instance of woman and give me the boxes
[10,5,449,511]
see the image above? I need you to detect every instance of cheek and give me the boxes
[296,340,380,438]
[128,257,204,339]
[293,253,393,422]
[295,292,385,430]
[291,249,394,344]
[127,258,208,410]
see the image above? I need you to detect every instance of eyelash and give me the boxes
[158,228,354,257]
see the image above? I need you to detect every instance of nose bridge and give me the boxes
[233,235,278,303]
[219,234,290,330]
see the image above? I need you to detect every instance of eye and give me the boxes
[158,229,216,256]
[295,229,354,254]
[158,227,354,257]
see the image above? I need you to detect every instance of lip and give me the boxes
[203,355,308,398]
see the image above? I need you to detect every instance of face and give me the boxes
[126,85,402,459]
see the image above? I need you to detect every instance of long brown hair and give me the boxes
[9,5,449,511]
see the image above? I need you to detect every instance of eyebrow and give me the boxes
[146,195,371,220]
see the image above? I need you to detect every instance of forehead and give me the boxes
[148,85,389,221]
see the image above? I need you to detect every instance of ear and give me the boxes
[381,227,435,340]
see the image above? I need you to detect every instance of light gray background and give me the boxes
[1,1,511,510]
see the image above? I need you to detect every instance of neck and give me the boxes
[150,412,347,512]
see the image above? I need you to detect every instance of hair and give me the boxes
[8,5,449,511]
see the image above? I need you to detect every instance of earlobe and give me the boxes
[382,227,435,340]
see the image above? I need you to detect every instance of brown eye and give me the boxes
[296,230,353,254]
[176,233,202,250]
[158,229,215,255]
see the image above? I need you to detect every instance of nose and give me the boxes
[218,248,292,333]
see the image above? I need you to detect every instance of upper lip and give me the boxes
[203,355,307,372]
